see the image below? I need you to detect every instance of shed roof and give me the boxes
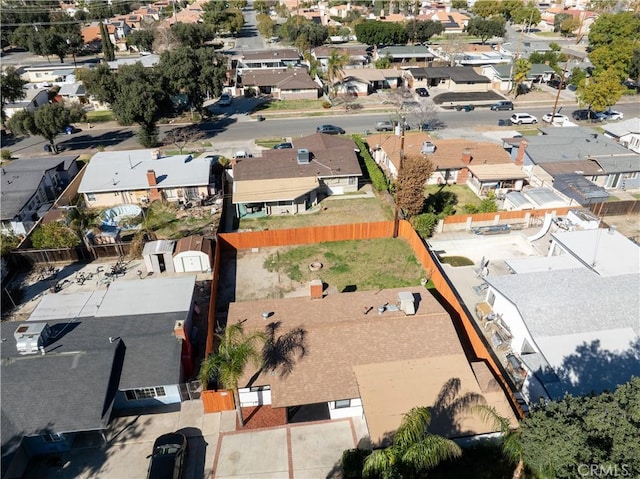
[467,163,527,181]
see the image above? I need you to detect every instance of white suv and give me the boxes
[510,113,538,125]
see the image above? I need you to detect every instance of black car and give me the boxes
[571,109,604,122]
[622,80,640,93]
[273,142,293,149]
[147,433,187,479]
[548,79,566,90]
[316,124,345,135]
[490,101,514,111]
[415,87,429,97]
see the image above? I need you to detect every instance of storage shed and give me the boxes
[173,235,213,273]
[143,239,176,274]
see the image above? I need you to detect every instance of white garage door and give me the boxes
[181,256,203,272]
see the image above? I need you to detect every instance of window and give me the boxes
[124,387,166,400]
[623,172,638,179]
[43,433,64,443]
[86,193,96,202]
[348,177,356,185]
[487,291,496,306]
[335,399,351,409]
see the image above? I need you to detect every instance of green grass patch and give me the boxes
[424,184,482,214]
[86,110,115,122]
[255,138,289,148]
[606,195,620,202]
[633,193,640,200]
[256,99,325,111]
[263,238,426,291]
[440,256,475,267]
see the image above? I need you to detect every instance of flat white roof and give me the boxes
[79,149,211,194]
[95,276,196,317]
[28,290,107,321]
[505,255,582,273]
[551,228,640,276]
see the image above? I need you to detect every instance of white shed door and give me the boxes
[182,256,202,272]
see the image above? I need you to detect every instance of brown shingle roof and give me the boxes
[241,49,301,62]
[234,133,362,181]
[366,133,512,171]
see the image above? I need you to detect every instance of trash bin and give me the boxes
[498,119,510,126]
[43,144,51,152]
[65,126,73,134]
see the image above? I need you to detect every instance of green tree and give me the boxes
[559,16,580,37]
[127,29,155,53]
[100,22,115,62]
[395,155,435,218]
[326,49,349,98]
[405,20,444,44]
[576,68,626,111]
[256,13,276,38]
[8,103,71,153]
[31,222,81,248]
[77,63,116,104]
[354,20,408,45]
[65,201,99,238]
[588,12,640,50]
[569,66,587,89]
[1,67,26,124]
[511,5,541,28]
[516,377,640,478]
[589,39,635,80]
[375,54,392,69]
[471,0,502,18]
[500,0,524,21]
[465,16,506,44]
[199,322,266,427]
[171,23,216,47]
[110,62,172,147]
[513,58,531,97]
[451,0,468,9]
[160,46,208,114]
[363,407,462,478]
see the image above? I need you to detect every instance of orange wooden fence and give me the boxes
[442,207,573,225]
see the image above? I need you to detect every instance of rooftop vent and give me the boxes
[421,141,436,154]
[397,291,416,315]
[297,148,310,165]
[14,322,51,355]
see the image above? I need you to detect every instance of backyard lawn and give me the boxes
[424,184,483,213]
[238,197,394,230]
[263,238,428,292]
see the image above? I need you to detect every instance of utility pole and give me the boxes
[393,116,406,238]
[551,57,571,119]
[508,9,534,97]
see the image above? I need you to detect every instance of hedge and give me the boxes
[352,135,389,192]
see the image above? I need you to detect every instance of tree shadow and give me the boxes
[424,189,458,215]
[261,321,307,378]
[56,129,135,151]
[428,377,486,438]
[528,337,640,400]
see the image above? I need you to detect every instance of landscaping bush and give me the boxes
[352,135,388,192]
[341,448,371,479]
[322,101,332,109]
[411,212,438,238]
[440,256,475,266]
[1,149,12,161]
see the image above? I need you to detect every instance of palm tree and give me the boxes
[326,49,349,99]
[512,58,532,98]
[363,406,462,478]
[199,321,266,427]
[473,404,525,479]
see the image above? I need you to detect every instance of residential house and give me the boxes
[57,82,86,104]
[333,68,405,96]
[541,8,598,37]
[405,66,491,92]
[496,41,553,60]
[134,5,162,21]
[482,63,556,92]
[106,54,160,70]
[601,118,640,154]
[229,286,518,445]
[230,133,362,217]
[80,22,102,51]
[457,44,512,66]
[419,9,470,34]
[106,20,131,52]
[234,49,302,75]
[0,156,81,236]
[481,228,639,405]
[311,45,370,71]
[78,149,214,208]
[374,45,435,65]
[238,68,320,100]
[510,127,640,192]
[366,133,523,193]
[0,276,197,478]
[3,89,49,120]
[20,65,76,84]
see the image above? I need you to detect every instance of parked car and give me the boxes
[622,80,640,93]
[375,120,394,131]
[146,433,187,479]
[548,79,566,90]
[218,93,232,106]
[542,113,569,124]
[601,109,624,121]
[273,142,293,149]
[455,104,475,112]
[415,87,429,97]
[316,124,345,135]
[490,101,514,111]
[572,109,604,122]
[510,113,538,125]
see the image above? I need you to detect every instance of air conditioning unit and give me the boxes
[14,322,51,355]
[397,291,416,315]
[297,148,310,165]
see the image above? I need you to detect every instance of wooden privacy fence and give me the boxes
[207,219,525,417]
[202,389,234,413]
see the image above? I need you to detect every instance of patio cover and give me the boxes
[468,163,527,181]
[233,177,318,203]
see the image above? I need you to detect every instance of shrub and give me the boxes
[341,448,371,479]
[352,135,389,192]
[322,101,332,109]
[31,223,80,249]
[411,212,438,238]
[1,149,12,161]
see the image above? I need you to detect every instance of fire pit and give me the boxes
[309,262,323,272]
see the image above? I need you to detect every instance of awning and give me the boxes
[467,163,527,181]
